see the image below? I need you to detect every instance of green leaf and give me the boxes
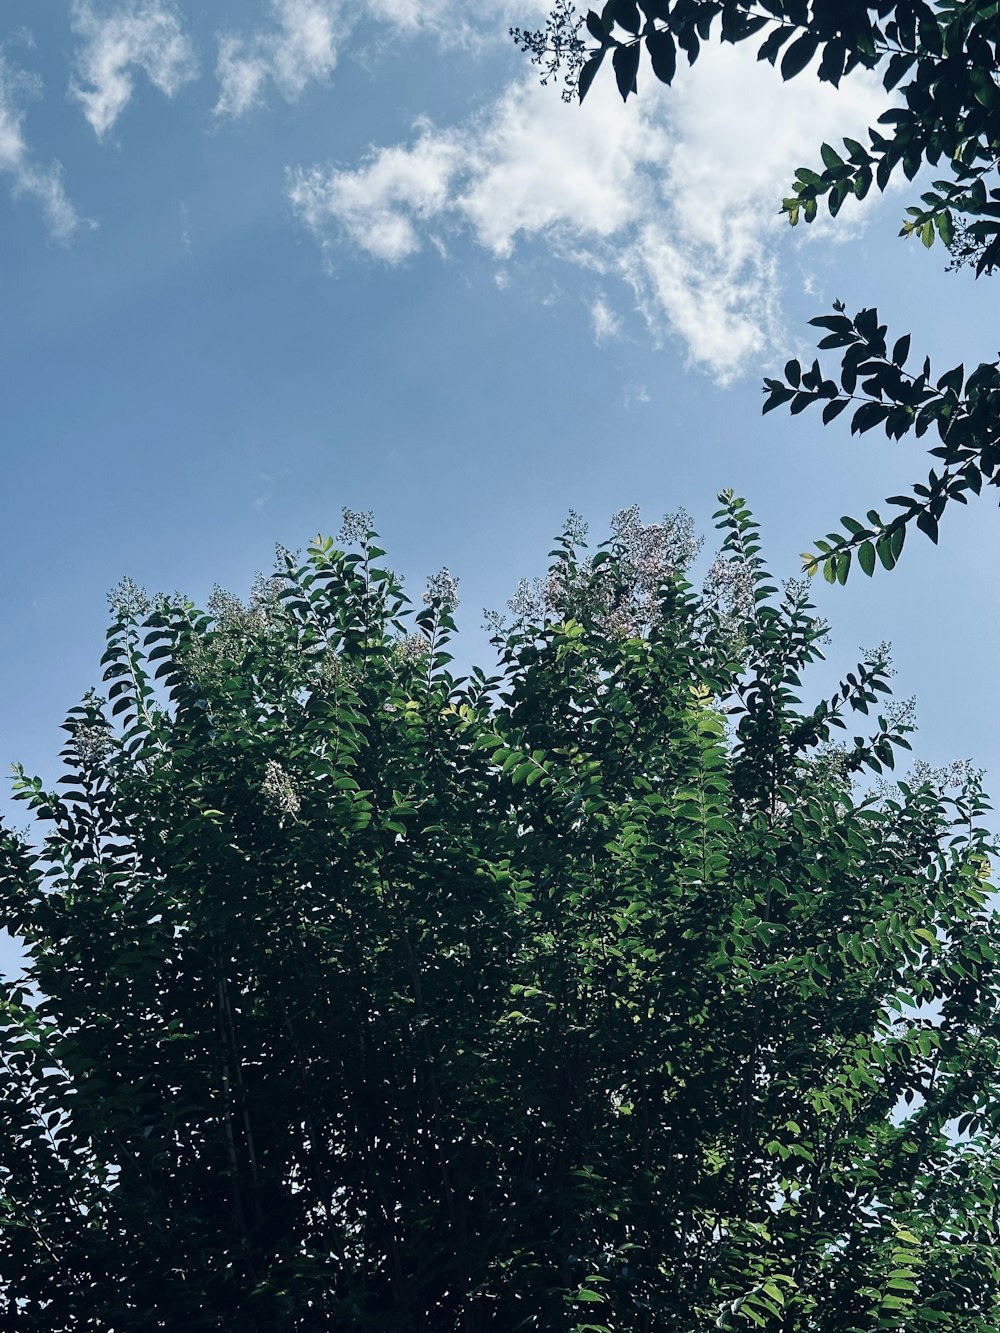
[820,142,843,169]
[578,50,606,102]
[646,27,676,83]
[780,33,819,80]
[876,534,897,570]
[613,41,640,99]
[610,0,640,34]
[916,510,939,543]
[585,8,607,40]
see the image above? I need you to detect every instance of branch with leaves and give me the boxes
[760,301,1000,580]
[518,0,1000,273]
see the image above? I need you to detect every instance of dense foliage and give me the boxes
[1,498,999,1330]
[517,1,1000,578]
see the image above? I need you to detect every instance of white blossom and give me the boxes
[563,509,589,547]
[74,722,112,763]
[703,555,757,622]
[262,760,300,816]
[909,757,979,791]
[423,567,460,611]
[338,507,374,546]
[396,633,430,662]
[108,575,151,620]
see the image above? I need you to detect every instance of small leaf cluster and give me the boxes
[761,300,1000,579]
[1,501,999,1330]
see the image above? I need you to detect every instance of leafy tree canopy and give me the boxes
[2,500,998,1330]
[514,1,1000,580]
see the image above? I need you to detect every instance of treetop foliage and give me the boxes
[2,501,998,1329]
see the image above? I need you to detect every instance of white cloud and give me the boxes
[364,0,460,33]
[287,75,666,261]
[591,297,621,344]
[0,60,80,240]
[624,383,650,408]
[364,0,550,44]
[215,0,344,118]
[71,0,198,138]
[214,0,551,119]
[288,44,891,381]
[288,123,461,262]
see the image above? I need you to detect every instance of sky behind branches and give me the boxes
[1,2,998,977]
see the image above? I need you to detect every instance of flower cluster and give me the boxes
[611,505,701,590]
[262,760,300,817]
[505,507,701,638]
[862,641,896,676]
[590,507,702,636]
[810,743,851,787]
[108,576,151,621]
[423,568,460,612]
[506,577,548,623]
[562,509,589,548]
[338,508,374,547]
[884,696,916,732]
[909,757,980,791]
[395,633,431,663]
[207,573,283,637]
[320,649,348,687]
[73,723,112,764]
[703,555,757,623]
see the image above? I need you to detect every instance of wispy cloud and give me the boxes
[214,0,344,118]
[288,124,461,262]
[0,58,80,240]
[591,296,621,345]
[624,383,651,408]
[363,0,550,45]
[287,45,891,381]
[71,0,198,139]
[213,0,551,119]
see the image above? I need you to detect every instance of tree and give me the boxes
[1,498,998,1330]
[514,1,1000,579]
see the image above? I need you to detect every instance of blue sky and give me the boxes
[0,0,997,938]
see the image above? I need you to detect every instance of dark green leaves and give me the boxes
[609,0,641,34]
[6,502,999,1328]
[766,304,1000,581]
[578,49,606,101]
[585,9,606,41]
[780,32,818,80]
[613,40,640,98]
[646,26,676,83]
